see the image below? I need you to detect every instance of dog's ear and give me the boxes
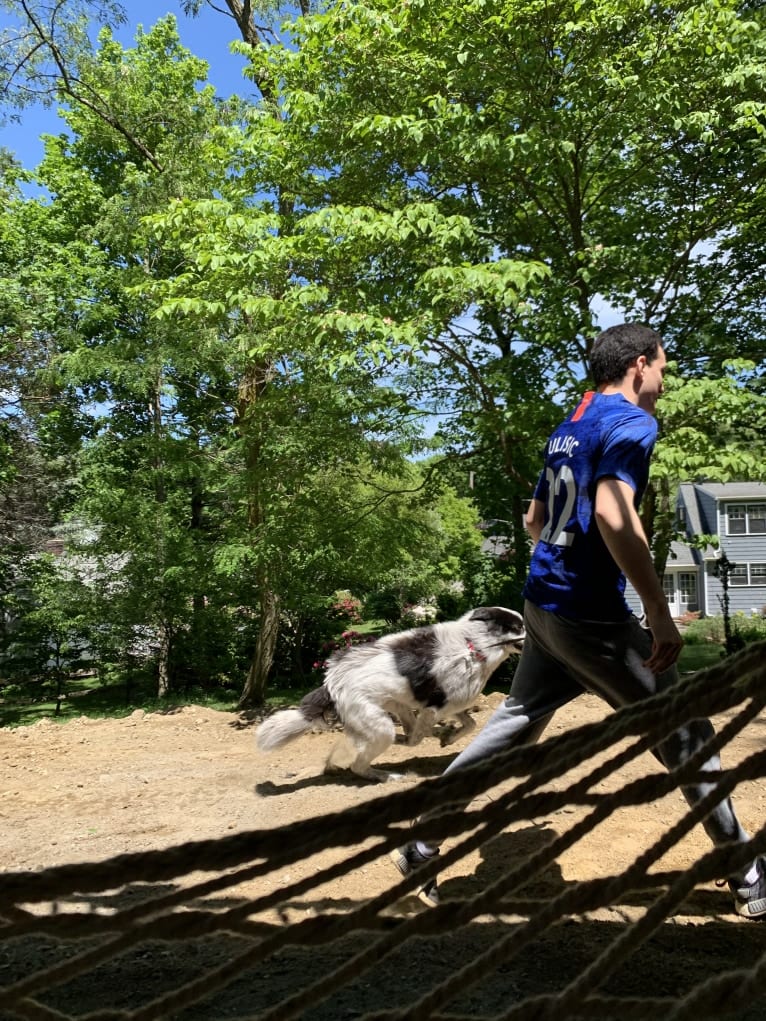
[469,606,524,634]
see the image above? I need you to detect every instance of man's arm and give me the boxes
[594,477,682,674]
[525,498,545,545]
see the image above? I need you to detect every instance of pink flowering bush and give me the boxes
[326,591,363,626]
[312,629,375,671]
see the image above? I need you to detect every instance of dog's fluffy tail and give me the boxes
[256,684,337,752]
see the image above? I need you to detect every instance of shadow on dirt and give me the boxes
[8,823,766,1021]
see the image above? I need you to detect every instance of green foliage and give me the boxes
[681,612,766,647]
[363,589,403,626]
[681,615,727,646]
[655,361,766,484]
[730,611,766,645]
[3,0,766,711]
[0,553,94,715]
[249,0,766,572]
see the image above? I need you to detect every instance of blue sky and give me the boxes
[1,2,254,170]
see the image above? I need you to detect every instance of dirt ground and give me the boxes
[2,691,766,1019]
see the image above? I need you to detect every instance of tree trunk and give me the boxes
[239,583,280,707]
[151,371,171,699]
[641,477,673,578]
[222,4,295,708]
[235,361,281,707]
[189,435,209,687]
[157,622,171,698]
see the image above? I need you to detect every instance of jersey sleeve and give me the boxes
[595,412,657,495]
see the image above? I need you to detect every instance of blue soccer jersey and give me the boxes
[522,391,658,621]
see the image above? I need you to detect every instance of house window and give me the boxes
[727,505,746,534]
[726,503,766,535]
[679,573,697,602]
[726,563,766,586]
[662,575,674,599]
[729,564,748,586]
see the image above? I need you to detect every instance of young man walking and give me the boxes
[392,323,765,918]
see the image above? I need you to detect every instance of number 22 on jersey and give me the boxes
[539,465,576,547]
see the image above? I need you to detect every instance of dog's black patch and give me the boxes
[470,606,523,639]
[299,684,335,721]
[390,630,446,708]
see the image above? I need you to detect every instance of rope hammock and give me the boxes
[2,640,766,1020]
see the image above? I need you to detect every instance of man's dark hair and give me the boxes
[590,323,662,386]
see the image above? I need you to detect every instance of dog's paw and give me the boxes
[353,767,406,782]
[383,771,406,782]
[438,727,461,747]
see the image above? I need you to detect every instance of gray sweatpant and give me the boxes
[435,600,749,857]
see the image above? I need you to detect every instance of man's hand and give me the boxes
[644,611,683,674]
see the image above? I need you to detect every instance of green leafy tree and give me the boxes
[647,359,766,573]
[4,0,766,711]
[247,0,766,565]
[1,552,91,712]
[4,6,480,706]
[1,16,245,696]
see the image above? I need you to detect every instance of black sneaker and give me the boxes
[389,842,440,907]
[418,878,440,907]
[390,841,438,877]
[730,858,766,919]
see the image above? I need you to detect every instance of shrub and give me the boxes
[327,591,363,627]
[363,589,402,625]
[312,630,375,672]
[436,587,468,621]
[682,613,766,648]
[731,611,766,645]
[398,602,438,630]
[682,616,725,645]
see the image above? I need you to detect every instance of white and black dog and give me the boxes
[256,606,525,781]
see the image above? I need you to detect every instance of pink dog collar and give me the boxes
[466,641,487,661]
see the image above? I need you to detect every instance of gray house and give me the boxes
[627,482,766,619]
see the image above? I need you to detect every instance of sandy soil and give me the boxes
[2,691,766,1019]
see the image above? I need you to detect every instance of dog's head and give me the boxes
[466,606,525,653]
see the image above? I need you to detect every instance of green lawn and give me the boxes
[678,641,724,674]
[0,676,242,729]
[0,634,729,729]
